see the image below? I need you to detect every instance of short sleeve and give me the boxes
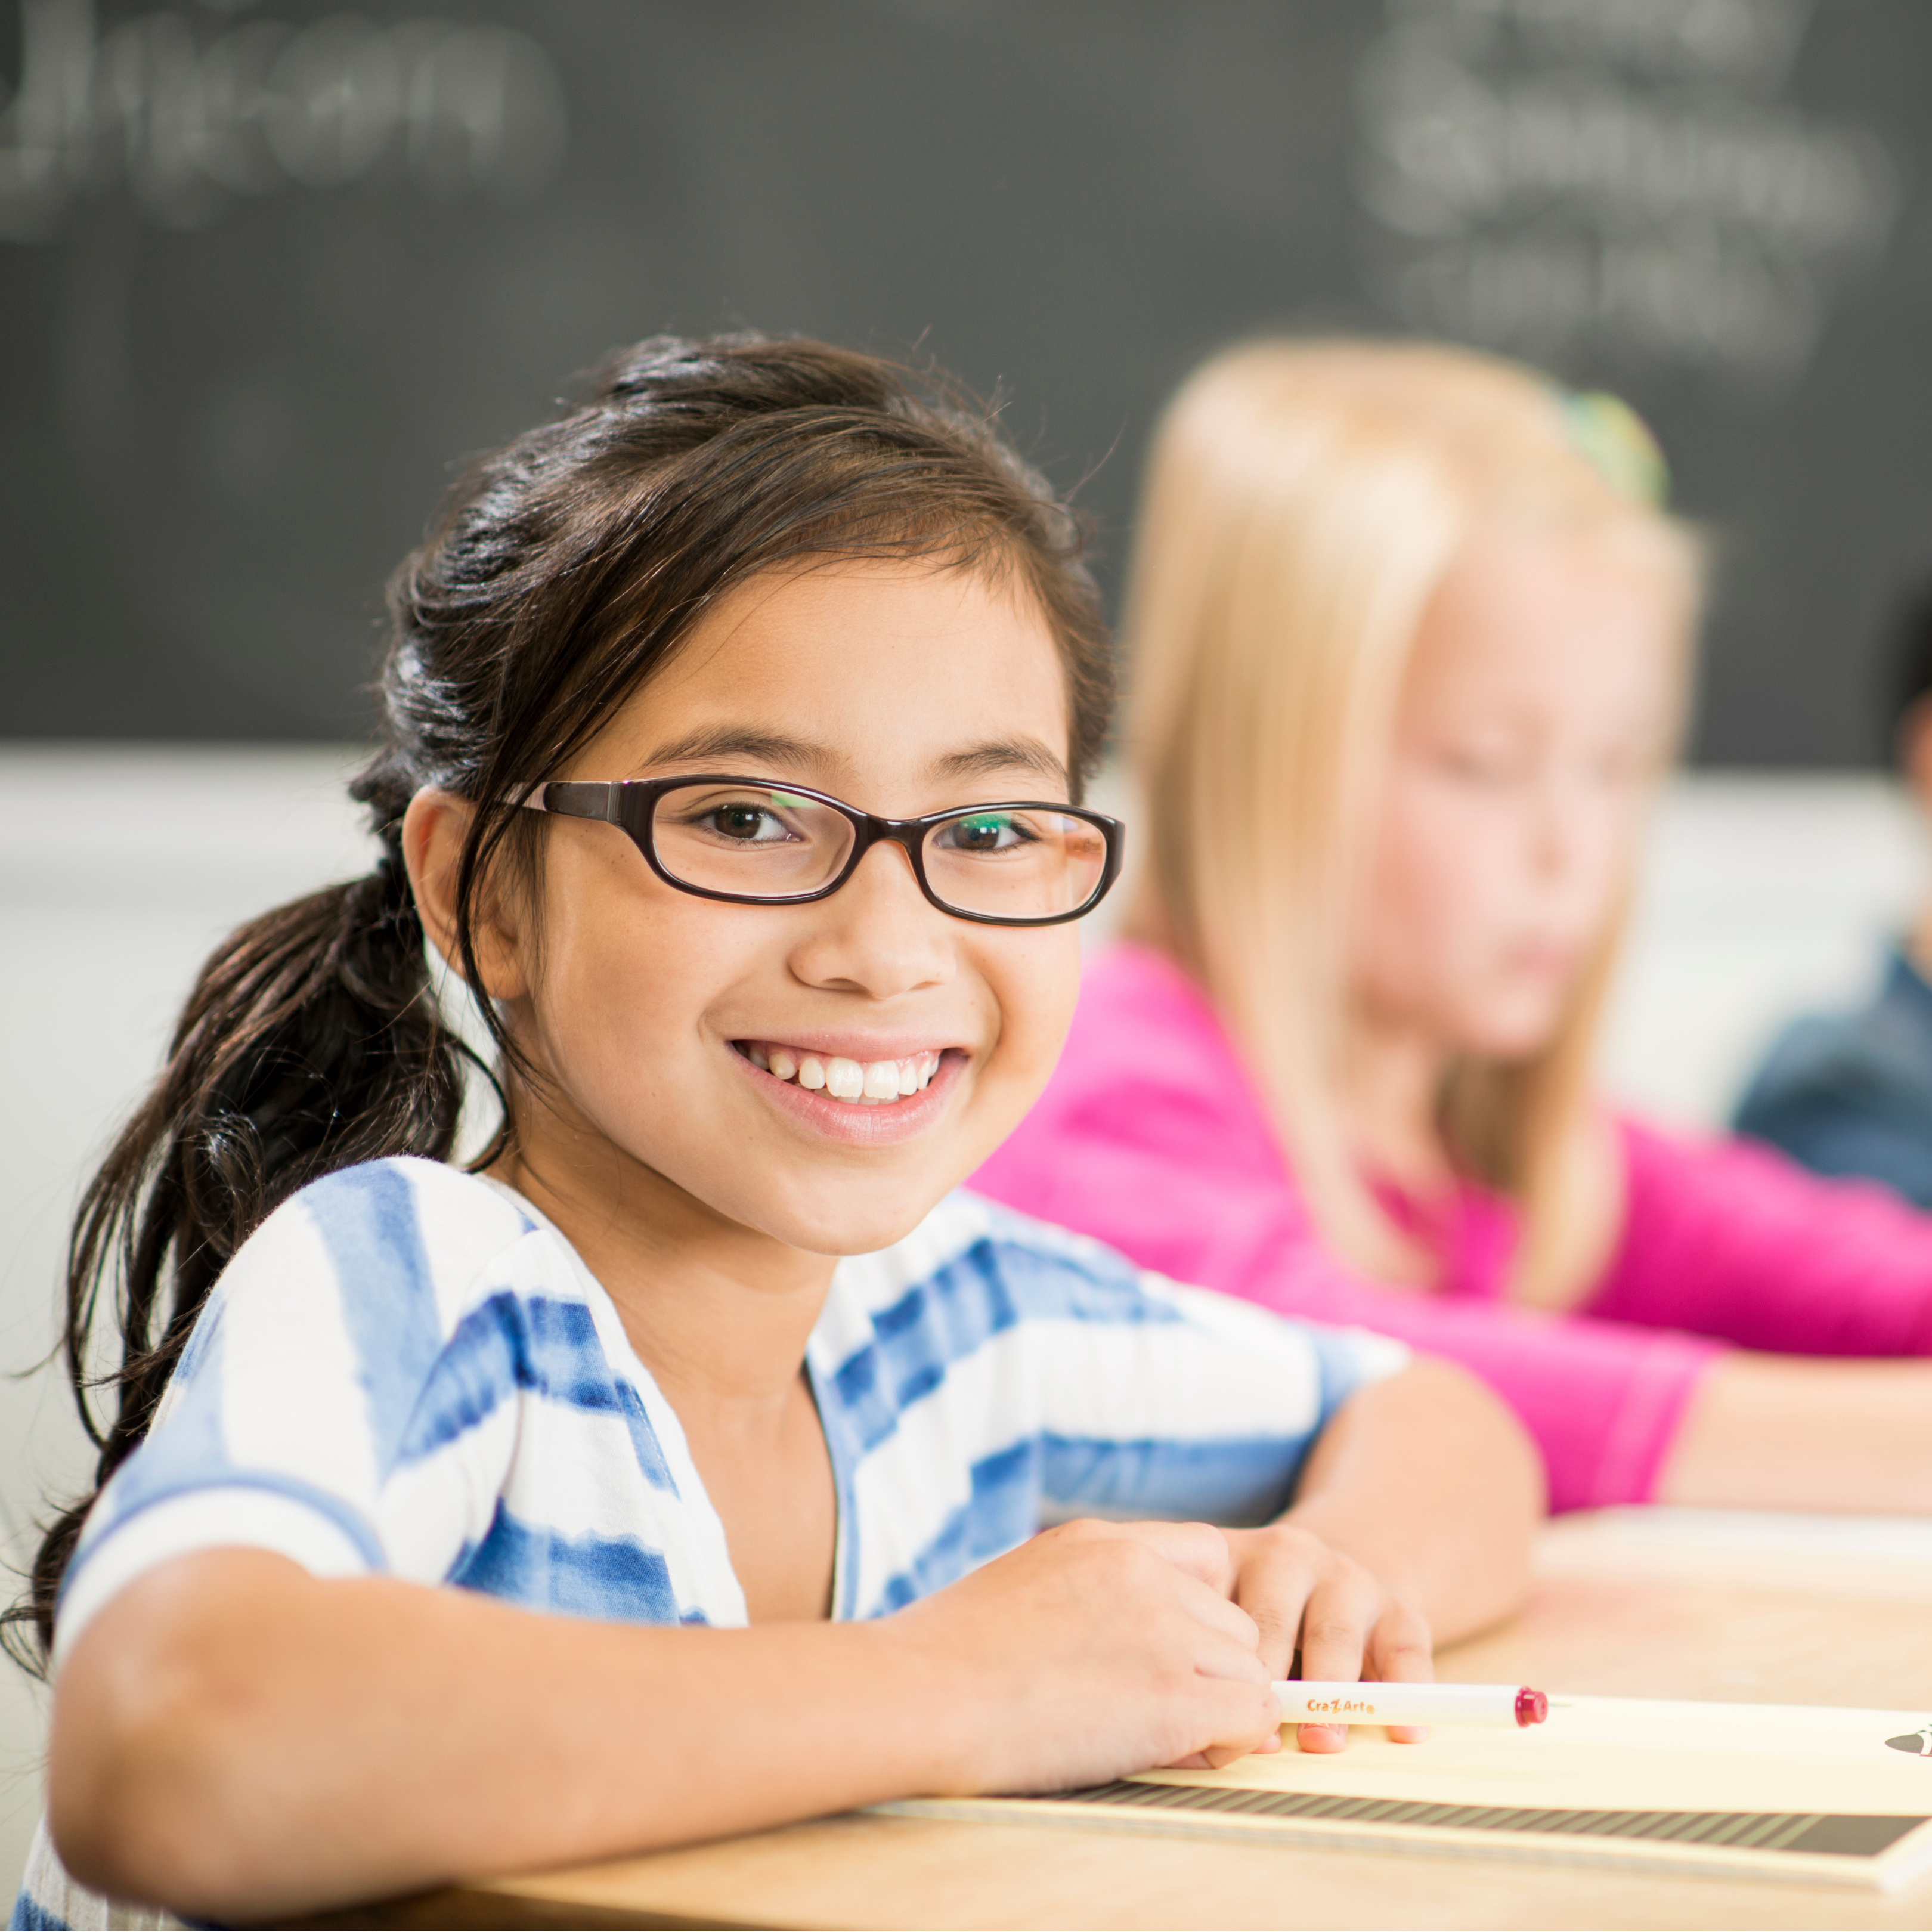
[53,1159,537,1665]
[980,1208,1408,1527]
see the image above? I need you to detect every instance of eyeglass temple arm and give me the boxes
[517,782,621,821]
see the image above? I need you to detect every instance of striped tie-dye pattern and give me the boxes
[17,1157,1405,1928]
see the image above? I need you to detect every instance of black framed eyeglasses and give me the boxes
[519,775,1125,927]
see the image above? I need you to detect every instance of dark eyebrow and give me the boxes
[643,727,1070,795]
[642,726,823,771]
[934,738,1070,793]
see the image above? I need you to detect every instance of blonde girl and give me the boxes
[977,337,1932,1516]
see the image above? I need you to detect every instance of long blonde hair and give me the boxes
[1123,339,1700,1298]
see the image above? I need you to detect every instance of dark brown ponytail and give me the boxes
[4,794,477,1668]
[6,332,1111,1668]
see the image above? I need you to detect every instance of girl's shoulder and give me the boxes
[219,1155,575,1335]
[283,1152,540,1252]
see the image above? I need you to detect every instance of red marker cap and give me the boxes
[1515,1686,1549,1727]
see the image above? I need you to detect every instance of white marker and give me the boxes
[1274,1682,1549,1729]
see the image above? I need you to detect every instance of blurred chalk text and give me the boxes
[0,0,566,239]
[1355,0,1904,387]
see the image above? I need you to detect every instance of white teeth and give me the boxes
[747,1043,946,1103]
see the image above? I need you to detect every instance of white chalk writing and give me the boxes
[1354,0,1903,384]
[0,0,568,239]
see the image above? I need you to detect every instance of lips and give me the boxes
[730,1038,964,1148]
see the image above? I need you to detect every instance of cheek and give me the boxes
[524,854,742,1082]
[1366,779,1513,969]
[1577,794,1646,909]
[974,930,1082,1107]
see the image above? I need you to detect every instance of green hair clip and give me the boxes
[1558,389,1670,509]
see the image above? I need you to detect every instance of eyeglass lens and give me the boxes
[649,782,1107,919]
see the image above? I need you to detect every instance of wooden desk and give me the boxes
[339,1518,1932,1930]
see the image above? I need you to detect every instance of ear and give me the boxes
[1900,699,1932,818]
[401,791,532,1002]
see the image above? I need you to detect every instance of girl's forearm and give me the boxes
[1658,1352,1932,1514]
[1281,1360,1543,1643]
[51,1524,1289,1924]
[51,1549,961,1924]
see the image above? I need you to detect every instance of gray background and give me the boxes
[2,0,1931,761]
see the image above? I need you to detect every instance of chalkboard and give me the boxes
[3,0,1929,763]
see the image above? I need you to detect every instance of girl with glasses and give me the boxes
[10,336,1537,1930]
[977,337,1932,1525]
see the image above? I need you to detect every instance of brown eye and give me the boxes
[936,812,1029,854]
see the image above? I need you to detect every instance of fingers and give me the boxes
[1196,1726,1281,1770]
[1051,1518,1233,1593]
[916,1519,1295,1795]
[1296,1575,1396,1753]
[1366,1601,1434,1686]
[1044,1522,1259,1654]
[1222,1527,1323,1680]
[1299,1586,1435,1752]
[1160,1674,1282,1770]
[1219,1525,1440,1756]
[1224,1525,1377,1690]
[1011,1518,1433,1773]
[1170,1571,1264,1661]
[1295,1574,1378,1687]
[1368,1600,1435,1745]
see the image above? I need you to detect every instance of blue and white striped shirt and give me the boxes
[17,1154,1404,1929]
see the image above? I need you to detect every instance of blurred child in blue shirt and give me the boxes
[1735,580,1932,1207]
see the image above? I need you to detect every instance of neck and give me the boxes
[1339,1010,1454,1199]
[493,1100,835,1433]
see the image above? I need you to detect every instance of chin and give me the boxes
[782,1210,942,1260]
[1459,1005,1567,1063]
[754,1175,955,1260]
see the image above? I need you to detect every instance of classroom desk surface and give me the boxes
[321,1515,1932,1931]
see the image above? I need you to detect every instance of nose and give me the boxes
[1528,767,1593,879]
[1526,764,1641,945]
[785,837,956,1001]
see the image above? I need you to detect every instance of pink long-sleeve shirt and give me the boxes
[973,944,1932,1511]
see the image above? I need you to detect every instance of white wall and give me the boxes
[0,745,379,1892]
[1,747,1924,1891]
[1601,776,1926,1126]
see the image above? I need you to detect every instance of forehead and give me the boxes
[1405,527,1687,723]
[590,558,1072,792]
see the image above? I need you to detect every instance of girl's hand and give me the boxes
[884,1517,1281,1797]
[1215,1522,1433,1758]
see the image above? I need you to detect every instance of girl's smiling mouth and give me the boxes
[729,1038,966,1144]
[738,1040,942,1103]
